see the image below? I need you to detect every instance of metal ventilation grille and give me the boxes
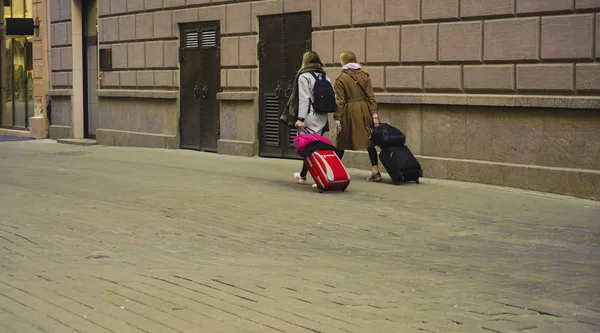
[201,29,217,47]
[185,31,199,48]
[263,93,280,146]
[288,127,297,147]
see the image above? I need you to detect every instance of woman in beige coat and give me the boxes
[334,51,381,182]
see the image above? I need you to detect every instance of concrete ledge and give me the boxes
[375,93,600,109]
[49,125,71,140]
[217,92,257,101]
[0,128,30,138]
[97,90,179,100]
[342,150,600,201]
[29,116,48,139]
[217,139,256,157]
[96,129,178,149]
[47,89,72,97]
[57,138,98,146]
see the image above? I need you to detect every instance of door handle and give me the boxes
[274,80,282,99]
[193,81,200,98]
[201,85,209,99]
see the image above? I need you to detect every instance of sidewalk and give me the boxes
[0,140,599,333]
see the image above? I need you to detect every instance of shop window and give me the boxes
[3,0,33,18]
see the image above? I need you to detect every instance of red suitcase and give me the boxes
[305,150,351,193]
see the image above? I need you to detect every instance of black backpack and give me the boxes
[308,71,336,113]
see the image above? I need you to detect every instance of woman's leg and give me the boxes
[367,147,382,182]
[294,160,308,184]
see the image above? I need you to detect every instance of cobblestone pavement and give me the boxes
[0,140,599,333]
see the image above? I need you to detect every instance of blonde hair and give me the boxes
[299,51,324,72]
[340,51,357,65]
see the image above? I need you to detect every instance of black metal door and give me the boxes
[179,22,221,151]
[258,12,312,158]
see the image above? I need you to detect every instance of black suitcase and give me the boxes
[379,146,423,184]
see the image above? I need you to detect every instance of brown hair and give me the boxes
[299,51,324,72]
[340,51,357,65]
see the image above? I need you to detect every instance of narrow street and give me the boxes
[0,139,599,333]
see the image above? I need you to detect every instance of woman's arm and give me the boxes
[334,76,345,121]
[365,75,378,117]
[297,75,311,120]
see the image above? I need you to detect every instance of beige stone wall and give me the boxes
[314,0,600,95]
[50,0,73,89]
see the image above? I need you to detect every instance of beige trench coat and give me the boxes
[333,69,378,151]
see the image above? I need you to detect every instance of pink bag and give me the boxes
[293,128,332,156]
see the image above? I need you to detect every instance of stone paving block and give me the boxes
[119,15,136,42]
[50,0,60,22]
[464,65,515,91]
[226,69,251,87]
[460,0,514,18]
[128,0,144,12]
[401,23,438,63]
[386,66,423,90]
[53,22,68,46]
[110,0,127,14]
[424,66,462,90]
[422,0,459,20]
[145,41,164,68]
[334,28,366,64]
[145,0,163,10]
[366,26,400,63]
[59,0,71,20]
[439,21,482,62]
[352,0,384,25]
[239,35,258,67]
[163,40,179,68]
[127,43,146,69]
[385,0,420,22]
[283,0,320,27]
[51,48,62,71]
[60,47,73,71]
[576,0,600,9]
[186,0,211,5]
[517,64,575,92]
[52,72,69,86]
[541,14,594,60]
[163,0,185,8]
[221,37,239,67]
[227,3,252,34]
[136,13,154,40]
[576,63,600,91]
[321,0,352,27]
[251,0,283,32]
[98,0,110,16]
[484,17,540,61]
[102,71,120,87]
[517,0,574,14]
[100,17,119,43]
[153,11,172,39]
[199,5,227,34]
[111,44,128,69]
[172,8,199,36]
[313,30,334,64]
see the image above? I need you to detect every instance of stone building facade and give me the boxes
[46,0,600,200]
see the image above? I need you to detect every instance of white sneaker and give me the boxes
[294,172,307,184]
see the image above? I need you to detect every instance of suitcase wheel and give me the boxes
[415,179,420,184]
[317,186,324,193]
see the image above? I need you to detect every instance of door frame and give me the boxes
[258,12,312,159]
[81,0,98,139]
[178,20,221,151]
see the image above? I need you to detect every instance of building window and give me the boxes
[3,0,33,18]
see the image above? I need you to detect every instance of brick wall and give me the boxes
[83,0,600,95]
[314,0,600,95]
[50,0,73,89]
